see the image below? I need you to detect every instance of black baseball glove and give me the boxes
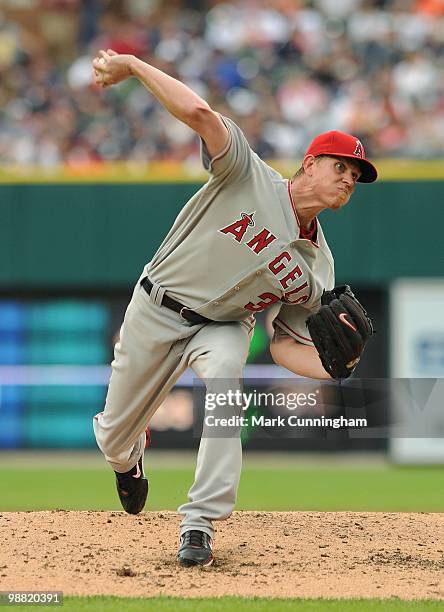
[306,285,374,380]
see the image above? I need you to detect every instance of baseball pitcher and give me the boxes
[92,49,376,567]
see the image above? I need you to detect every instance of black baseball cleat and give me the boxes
[114,428,150,515]
[177,530,214,567]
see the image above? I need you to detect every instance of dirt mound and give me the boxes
[0,511,442,599]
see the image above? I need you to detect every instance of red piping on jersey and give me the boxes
[275,317,313,344]
[287,179,319,248]
[287,179,299,224]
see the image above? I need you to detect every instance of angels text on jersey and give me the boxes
[219,211,310,312]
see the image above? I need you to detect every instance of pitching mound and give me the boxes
[0,511,443,599]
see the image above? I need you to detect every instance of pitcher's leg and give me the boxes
[93,283,193,473]
[178,321,251,538]
[178,436,242,539]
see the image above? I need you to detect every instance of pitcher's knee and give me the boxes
[93,417,130,464]
[201,356,244,380]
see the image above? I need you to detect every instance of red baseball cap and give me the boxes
[305,130,378,183]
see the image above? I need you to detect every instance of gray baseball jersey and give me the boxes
[146,115,335,329]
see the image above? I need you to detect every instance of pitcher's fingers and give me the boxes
[98,49,110,61]
[107,49,118,56]
[92,57,105,69]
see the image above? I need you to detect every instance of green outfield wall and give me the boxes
[1,180,442,287]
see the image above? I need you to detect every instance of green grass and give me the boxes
[1,466,443,512]
[11,596,444,611]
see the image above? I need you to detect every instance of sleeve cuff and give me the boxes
[274,317,314,345]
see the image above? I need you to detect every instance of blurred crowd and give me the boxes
[0,0,443,167]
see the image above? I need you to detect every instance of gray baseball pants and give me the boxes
[93,278,252,539]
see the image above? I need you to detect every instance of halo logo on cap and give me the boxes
[353,140,363,158]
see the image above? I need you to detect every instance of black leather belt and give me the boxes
[141,278,211,325]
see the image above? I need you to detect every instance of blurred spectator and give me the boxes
[0,0,442,166]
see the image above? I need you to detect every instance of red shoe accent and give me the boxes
[145,426,151,449]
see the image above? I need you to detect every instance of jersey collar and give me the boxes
[287,179,319,247]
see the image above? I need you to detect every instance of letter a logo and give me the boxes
[354,140,363,158]
[219,212,255,242]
